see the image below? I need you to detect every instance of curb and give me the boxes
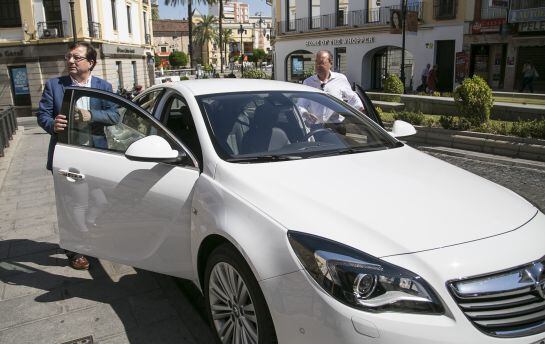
[0,126,24,192]
[417,145,545,172]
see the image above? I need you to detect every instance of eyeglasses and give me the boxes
[64,54,87,62]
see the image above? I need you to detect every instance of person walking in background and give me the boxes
[520,62,539,93]
[36,42,115,270]
[427,64,438,94]
[419,63,430,92]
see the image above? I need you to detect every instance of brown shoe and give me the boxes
[69,255,90,270]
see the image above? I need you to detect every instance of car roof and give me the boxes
[156,79,322,96]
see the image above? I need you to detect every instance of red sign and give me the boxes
[455,52,469,83]
[471,18,506,34]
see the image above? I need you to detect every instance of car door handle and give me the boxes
[58,169,85,181]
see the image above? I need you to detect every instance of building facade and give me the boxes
[152,19,189,67]
[0,0,154,113]
[464,0,545,92]
[272,0,468,92]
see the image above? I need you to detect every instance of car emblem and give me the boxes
[525,262,545,299]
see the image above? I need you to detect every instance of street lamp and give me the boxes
[68,0,77,43]
[400,0,407,94]
[238,24,246,77]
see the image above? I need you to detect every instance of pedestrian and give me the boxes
[36,42,115,270]
[301,50,364,124]
[520,62,539,93]
[427,64,438,94]
[419,63,430,92]
[133,85,143,97]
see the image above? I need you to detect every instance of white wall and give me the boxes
[0,29,24,42]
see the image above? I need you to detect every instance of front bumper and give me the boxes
[260,269,545,344]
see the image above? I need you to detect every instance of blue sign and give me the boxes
[509,7,545,23]
[11,67,29,95]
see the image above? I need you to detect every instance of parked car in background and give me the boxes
[53,80,545,344]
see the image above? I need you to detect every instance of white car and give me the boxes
[53,79,545,344]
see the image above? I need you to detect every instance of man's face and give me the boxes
[65,46,93,77]
[315,53,331,76]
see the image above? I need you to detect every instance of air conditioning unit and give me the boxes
[41,28,58,39]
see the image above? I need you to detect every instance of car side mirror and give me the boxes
[125,135,184,163]
[389,120,417,138]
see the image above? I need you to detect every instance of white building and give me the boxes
[272,0,468,92]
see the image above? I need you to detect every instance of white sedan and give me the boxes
[53,79,545,344]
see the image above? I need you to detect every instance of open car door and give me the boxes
[53,87,199,279]
[353,83,385,128]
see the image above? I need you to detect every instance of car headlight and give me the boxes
[288,231,444,314]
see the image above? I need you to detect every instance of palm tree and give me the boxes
[193,15,219,67]
[218,0,224,73]
[163,0,217,71]
[221,28,234,70]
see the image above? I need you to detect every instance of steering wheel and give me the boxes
[304,128,334,140]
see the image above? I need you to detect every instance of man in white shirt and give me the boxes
[301,50,364,124]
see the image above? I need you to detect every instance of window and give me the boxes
[116,61,123,90]
[160,46,167,53]
[162,95,202,163]
[0,0,21,28]
[131,61,138,87]
[111,0,117,31]
[143,11,148,36]
[336,0,348,26]
[286,0,296,31]
[434,0,457,20]
[309,0,320,29]
[135,89,164,114]
[127,5,132,34]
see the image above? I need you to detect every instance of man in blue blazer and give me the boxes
[37,42,117,270]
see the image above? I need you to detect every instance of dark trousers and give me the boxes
[520,77,534,93]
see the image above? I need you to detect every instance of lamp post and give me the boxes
[238,24,246,77]
[68,0,77,43]
[400,0,407,94]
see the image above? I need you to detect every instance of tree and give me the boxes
[218,0,224,73]
[163,0,218,71]
[221,28,234,68]
[252,48,267,68]
[169,51,189,68]
[151,6,160,20]
[193,15,219,67]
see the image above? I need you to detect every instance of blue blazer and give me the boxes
[36,75,114,170]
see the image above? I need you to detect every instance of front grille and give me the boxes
[448,257,545,338]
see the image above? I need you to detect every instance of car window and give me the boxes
[67,90,194,166]
[162,95,202,165]
[198,91,399,161]
[134,89,163,113]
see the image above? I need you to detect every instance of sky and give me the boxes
[158,0,272,20]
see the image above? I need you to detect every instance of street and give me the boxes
[0,119,544,343]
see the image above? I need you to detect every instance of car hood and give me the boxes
[214,146,538,257]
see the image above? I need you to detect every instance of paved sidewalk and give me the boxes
[0,120,214,344]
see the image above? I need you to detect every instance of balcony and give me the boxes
[37,21,67,39]
[89,22,101,39]
[434,0,458,20]
[511,0,545,10]
[145,34,152,45]
[278,3,423,35]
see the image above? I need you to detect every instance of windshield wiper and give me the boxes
[308,145,386,158]
[226,154,302,163]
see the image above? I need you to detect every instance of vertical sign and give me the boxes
[390,9,402,34]
[11,67,30,95]
[455,52,469,83]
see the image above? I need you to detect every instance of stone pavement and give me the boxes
[0,118,215,344]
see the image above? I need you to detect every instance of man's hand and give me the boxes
[302,111,319,125]
[74,108,92,122]
[53,114,67,133]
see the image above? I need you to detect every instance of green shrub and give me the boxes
[168,51,188,68]
[393,110,425,125]
[439,116,471,130]
[441,92,453,97]
[453,76,494,126]
[423,117,436,127]
[511,119,545,139]
[180,76,189,81]
[383,74,403,102]
[303,67,314,79]
[242,69,269,79]
[431,91,441,97]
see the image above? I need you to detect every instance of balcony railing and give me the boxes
[37,21,67,39]
[278,3,423,35]
[145,34,152,45]
[511,0,545,10]
[481,7,507,19]
[434,0,458,20]
[89,21,101,39]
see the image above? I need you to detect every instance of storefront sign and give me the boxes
[519,21,545,32]
[117,47,136,54]
[471,18,505,34]
[0,49,24,58]
[455,52,469,83]
[305,36,375,47]
[11,67,29,95]
[489,0,508,7]
[390,9,402,34]
[509,7,545,23]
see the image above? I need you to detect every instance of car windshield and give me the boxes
[197,91,400,162]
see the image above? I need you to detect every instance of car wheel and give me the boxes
[204,243,277,344]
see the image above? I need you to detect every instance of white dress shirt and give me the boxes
[303,72,364,110]
[71,75,92,111]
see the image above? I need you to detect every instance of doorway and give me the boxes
[436,40,455,92]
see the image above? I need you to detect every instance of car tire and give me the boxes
[204,243,277,344]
